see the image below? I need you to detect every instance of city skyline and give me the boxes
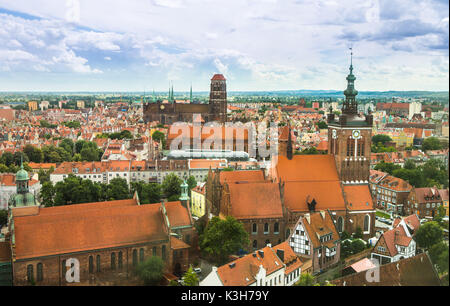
[0,0,448,92]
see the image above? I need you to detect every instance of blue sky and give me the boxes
[0,0,448,92]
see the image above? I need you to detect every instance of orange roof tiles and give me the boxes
[170,236,191,250]
[343,185,374,211]
[227,182,283,219]
[275,155,339,182]
[219,170,264,185]
[299,211,340,249]
[13,200,167,260]
[189,159,227,170]
[164,201,192,228]
[284,181,346,212]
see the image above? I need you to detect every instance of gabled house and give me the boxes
[371,214,420,265]
[288,210,340,274]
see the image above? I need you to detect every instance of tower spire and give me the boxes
[342,47,358,115]
[190,83,193,103]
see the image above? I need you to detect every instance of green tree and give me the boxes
[372,135,392,146]
[23,144,43,163]
[0,152,14,166]
[75,140,87,154]
[59,138,74,155]
[106,178,130,201]
[182,266,199,286]
[415,221,443,249]
[136,256,165,285]
[353,227,363,239]
[162,173,182,199]
[422,137,442,151]
[340,231,351,240]
[152,130,166,148]
[295,273,315,286]
[40,181,55,207]
[429,242,449,273]
[187,176,197,197]
[200,216,250,264]
[0,163,8,173]
[317,121,328,129]
[13,151,29,166]
[403,159,416,170]
[374,161,401,175]
[351,239,366,254]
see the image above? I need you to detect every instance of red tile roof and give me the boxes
[275,155,339,182]
[211,74,226,80]
[13,199,167,260]
[219,170,264,185]
[164,201,192,228]
[344,185,374,211]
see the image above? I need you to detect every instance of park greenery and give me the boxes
[199,216,250,265]
[182,266,199,286]
[371,135,397,153]
[421,137,443,151]
[40,173,197,207]
[374,159,448,189]
[95,130,133,140]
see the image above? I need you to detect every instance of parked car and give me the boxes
[193,267,202,275]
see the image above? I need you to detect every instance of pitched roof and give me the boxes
[164,201,192,228]
[13,199,167,260]
[299,211,339,249]
[332,253,440,286]
[216,246,284,286]
[227,182,283,219]
[284,181,346,212]
[343,185,374,211]
[211,74,226,80]
[275,155,339,182]
[347,258,377,273]
[219,170,264,185]
[272,241,303,275]
[170,236,191,250]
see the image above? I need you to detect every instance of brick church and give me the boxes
[143,74,227,124]
[206,58,376,250]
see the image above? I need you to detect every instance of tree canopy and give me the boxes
[414,221,443,249]
[422,137,442,151]
[200,216,250,265]
[136,256,165,285]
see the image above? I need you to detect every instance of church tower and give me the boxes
[327,51,373,184]
[209,74,227,123]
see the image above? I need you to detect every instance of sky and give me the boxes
[0,0,448,92]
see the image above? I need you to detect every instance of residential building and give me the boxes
[289,210,340,274]
[371,214,419,264]
[190,183,206,218]
[200,242,302,286]
[404,187,443,218]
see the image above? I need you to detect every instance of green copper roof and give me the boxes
[16,168,29,181]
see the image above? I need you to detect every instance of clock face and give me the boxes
[352,129,361,139]
[160,105,165,110]
[332,129,337,139]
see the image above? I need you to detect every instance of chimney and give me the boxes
[276,249,285,262]
[229,262,236,269]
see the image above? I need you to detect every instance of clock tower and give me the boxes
[327,52,373,184]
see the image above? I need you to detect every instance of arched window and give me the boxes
[358,139,365,156]
[133,249,138,267]
[186,235,191,244]
[89,256,94,273]
[252,223,257,234]
[152,246,157,257]
[253,240,258,249]
[96,255,101,272]
[37,263,43,282]
[274,222,279,234]
[139,248,145,262]
[27,264,33,283]
[337,216,344,233]
[118,251,123,269]
[364,214,370,233]
[111,253,116,270]
[264,223,269,234]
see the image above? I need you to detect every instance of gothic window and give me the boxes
[253,240,258,249]
[274,222,279,234]
[337,216,344,233]
[27,264,33,283]
[111,253,116,270]
[358,139,365,156]
[118,251,123,269]
[186,235,191,244]
[153,246,157,257]
[89,256,94,273]
[37,263,43,282]
[252,223,257,234]
[139,248,145,262]
[133,249,138,267]
[96,255,101,272]
[264,223,269,234]
[364,215,370,233]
